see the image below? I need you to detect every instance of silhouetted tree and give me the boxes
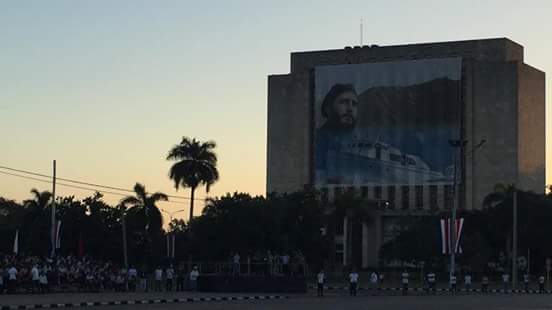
[167,137,219,221]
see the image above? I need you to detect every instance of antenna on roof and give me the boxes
[360,18,363,46]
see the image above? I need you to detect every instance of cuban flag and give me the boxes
[440,218,464,254]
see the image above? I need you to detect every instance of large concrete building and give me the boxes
[267,38,545,267]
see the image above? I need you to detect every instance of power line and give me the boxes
[0,164,204,201]
[0,170,200,206]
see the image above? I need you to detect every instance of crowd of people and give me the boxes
[0,254,202,294]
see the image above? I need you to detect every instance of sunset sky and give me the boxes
[1,0,551,221]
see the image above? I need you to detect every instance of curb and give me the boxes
[0,295,289,309]
[309,285,551,294]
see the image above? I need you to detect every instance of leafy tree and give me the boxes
[167,137,219,221]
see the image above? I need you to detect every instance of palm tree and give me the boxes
[24,189,52,210]
[167,137,219,221]
[120,183,168,233]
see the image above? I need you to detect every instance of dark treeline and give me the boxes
[381,185,552,274]
[0,189,330,270]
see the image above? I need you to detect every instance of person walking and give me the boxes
[317,270,325,297]
[349,269,359,297]
[401,269,409,296]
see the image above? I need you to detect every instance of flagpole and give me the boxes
[51,160,57,258]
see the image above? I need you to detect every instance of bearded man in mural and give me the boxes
[315,81,455,186]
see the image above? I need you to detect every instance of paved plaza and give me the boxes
[4,290,552,310]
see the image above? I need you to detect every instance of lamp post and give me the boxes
[448,139,485,280]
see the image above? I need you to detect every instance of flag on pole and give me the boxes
[55,221,62,249]
[440,218,464,254]
[13,229,19,255]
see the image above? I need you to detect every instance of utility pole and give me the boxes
[512,187,518,289]
[50,160,57,258]
[121,205,128,269]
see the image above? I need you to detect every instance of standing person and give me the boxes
[449,273,457,294]
[317,270,325,297]
[39,270,48,294]
[165,265,174,292]
[31,264,40,293]
[370,271,379,291]
[282,254,290,275]
[426,271,436,294]
[233,253,241,276]
[154,267,163,292]
[464,273,472,292]
[401,269,409,296]
[127,266,137,292]
[538,275,545,294]
[481,275,489,294]
[502,272,510,293]
[349,269,359,297]
[7,264,17,294]
[523,273,530,291]
[189,266,199,292]
[176,266,185,292]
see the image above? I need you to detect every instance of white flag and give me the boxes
[13,229,19,254]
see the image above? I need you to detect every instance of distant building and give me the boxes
[267,38,545,267]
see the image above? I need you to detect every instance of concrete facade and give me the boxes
[266,38,545,267]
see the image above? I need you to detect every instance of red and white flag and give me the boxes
[440,218,464,254]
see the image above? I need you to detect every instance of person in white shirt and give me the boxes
[426,271,436,294]
[39,271,48,294]
[189,266,200,291]
[370,271,379,291]
[31,265,40,293]
[401,270,409,296]
[317,270,325,297]
[349,269,359,296]
[7,265,17,294]
[464,273,472,291]
[538,275,545,293]
[166,265,174,291]
[154,267,163,292]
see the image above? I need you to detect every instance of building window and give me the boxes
[374,186,382,199]
[430,185,438,210]
[401,186,409,209]
[361,186,368,199]
[415,185,424,209]
[444,185,454,209]
[387,186,396,209]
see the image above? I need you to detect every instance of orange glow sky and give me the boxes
[1,1,551,222]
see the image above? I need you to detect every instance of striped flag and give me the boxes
[440,218,464,254]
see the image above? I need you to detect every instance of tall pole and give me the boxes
[512,187,518,288]
[50,160,57,258]
[121,207,128,269]
[450,147,458,280]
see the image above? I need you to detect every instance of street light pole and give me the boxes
[449,140,466,280]
[50,160,57,258]
[160,208,186,258]
[512,187,518,289]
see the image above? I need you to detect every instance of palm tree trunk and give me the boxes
[189,187,196,222]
